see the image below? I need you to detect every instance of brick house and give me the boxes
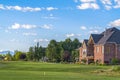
[79,27,120,64]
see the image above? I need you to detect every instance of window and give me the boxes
[96,47,99,53]
[118,46,120,51]
[106,47,110,54]
[83,49,86,55]
[102,46,104,54]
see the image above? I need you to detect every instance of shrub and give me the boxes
[81,59,87,63]
[111,58,120,65]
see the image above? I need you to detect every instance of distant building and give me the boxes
[79,27,120,64]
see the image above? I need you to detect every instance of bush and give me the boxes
[81,59,87,63]
[111,58,120,65]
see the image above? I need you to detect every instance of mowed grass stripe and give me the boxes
[0,61,120,80]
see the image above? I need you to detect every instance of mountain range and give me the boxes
[0,50,14,55]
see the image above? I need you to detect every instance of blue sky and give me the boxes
[0,0,120,51]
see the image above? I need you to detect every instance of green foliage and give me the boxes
[46,40,63,62]
[14,51,27,61]
[28,43,46,61]
[5,52,13,61]
[28,38,82,62]
[71,50,79,62]
[111,58,120,65]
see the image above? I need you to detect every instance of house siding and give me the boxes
[116,45,120,59]
[79,28,120,64]
[94,45,104,64]
[104,43,116,63]
[79,43,88,61]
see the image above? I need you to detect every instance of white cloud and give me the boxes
[34,39,49,42]
[23,32,37,36]
[89,30,99,34]
[21,24,36,29]
[10,39,19,42]
[42,14,57,19]
[104,5,112,10]
[46,7,58,11]
[101,0,112,5]
[76,34,81,36]
[0,4,41,12]
[10,23,37,29]
[80,0,96,3]
[41,24,53,30]
[80,26,87,30]
[101,0,112,10]
[66,33,75,37]
[109,19,120,27]
[114,0,120,8]
[0,4,5,9]
[11,23,21,29]
[77,3,99,9]
[0,4,58,12]
[66,33,82,38]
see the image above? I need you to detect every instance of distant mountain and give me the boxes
[0,50,14,55]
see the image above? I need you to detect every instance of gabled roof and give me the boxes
[91,34,103,44]
[98,27,120,44]
[83,39,88,46]
[107,28,120,44]
[82,27,120,45]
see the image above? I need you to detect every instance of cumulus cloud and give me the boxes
[109,19,120,27]
[6,6,41,12]
[0,4,58,12]
[66,33,81,38]
[80,26,87,30]
[0,4,5,9]
[9,23,53,30]
[77,3,99,9]
[41,24,53,30]
[46,7,58,11]
[66,33,75,37]
[10,23,37,29]
[75,0,120,10]
[34,39,49,42]
[89,30,99,34]
[80,0,96,3]
[101,0,112,10]
[0,4,41,12]
[23,32,37,36]
[42,14,57,19]
[101,0,112,5]
[114,0,120,8]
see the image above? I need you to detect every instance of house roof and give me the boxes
[107,28,120,44]
[91,34,103,44]
[82,27,120,45]
[98,27,120,44]
[84,39,88,45]
[82,39,88,46]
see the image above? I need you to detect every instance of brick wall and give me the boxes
[104,43,116,63]
[94,45,104,64]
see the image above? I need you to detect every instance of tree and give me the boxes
[5,51,13,61]
[71,50,79,63]
[27,47,34,61]
[46,40,63,62]
[14,51,26,60]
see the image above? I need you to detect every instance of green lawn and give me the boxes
[0,61,120,80]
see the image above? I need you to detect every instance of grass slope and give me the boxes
[0,61,120,80]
